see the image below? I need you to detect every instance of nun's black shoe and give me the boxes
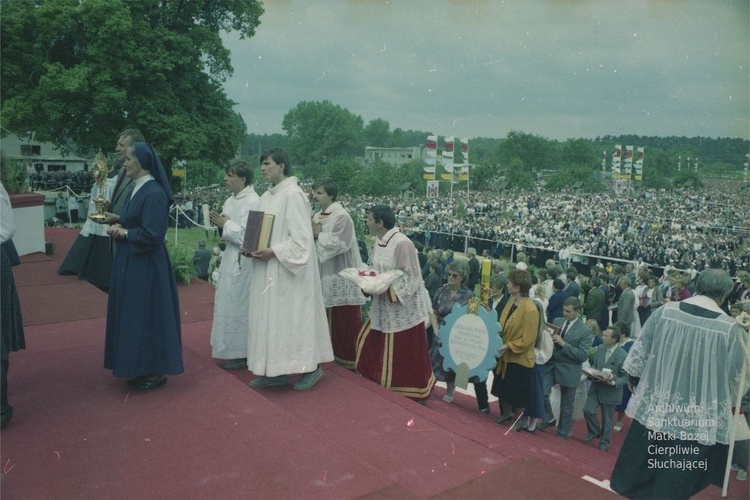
[130,374,167,391]
[1,407,14,429]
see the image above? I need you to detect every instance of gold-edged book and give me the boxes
[242,210,275,253]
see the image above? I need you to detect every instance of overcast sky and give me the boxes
[222,0,749,142]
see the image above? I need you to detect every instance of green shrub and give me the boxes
[167,242,195,285]
[0,156,29,194]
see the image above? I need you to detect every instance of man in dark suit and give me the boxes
[546,278,566,323]
[192,240,212,280]
[87,129,146,293]
[583,321,628,451]
[99,129,145,226]
[563,270,581,299]
[616,277,637,337]
[466,247,480,291]
[583,276,605,324]
[539,297,593,439]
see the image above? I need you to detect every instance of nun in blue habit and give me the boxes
[104,142,183,391]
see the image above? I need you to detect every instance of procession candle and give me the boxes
[480,258,492,303]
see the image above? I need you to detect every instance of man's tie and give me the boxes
[560,321,570,339]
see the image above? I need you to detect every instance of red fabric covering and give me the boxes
[1,228,745,499]
[355,319,435,401]
[329,304,362,369]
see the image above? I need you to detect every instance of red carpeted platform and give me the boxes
[0,228,745,498]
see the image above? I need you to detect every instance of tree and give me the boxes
[242,133,288,157]
[500,130,557,172]
[323,158,360,196]
[1,0,263,168]
[363,119,391,148]
[545,164,603,192]
[183,160,224,190]
[390,128,431,148]
[505,158,536,190]
[636,148,673,188]
[561,139,596,169]
[465,161,500,191]
[356,161,399,196]
[282,100,364,167]
[392,160,428,196]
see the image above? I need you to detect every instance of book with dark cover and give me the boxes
[242,210,275,254]
[582,366,611,380]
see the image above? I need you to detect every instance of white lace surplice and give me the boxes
[313,202,366,308]
[624,299,749,445]
[368,227,427,333]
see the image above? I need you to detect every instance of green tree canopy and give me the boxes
[545,164,603,192]
[505,157,536,190]
[500,130,557,172]
[282,100,364,167]
[363,119,391,148]
[1,0,263,167]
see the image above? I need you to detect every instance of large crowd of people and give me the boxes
[34,166,749,280]
[343,183,749,278]
[7,138,749,497]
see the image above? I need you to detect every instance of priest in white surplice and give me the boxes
[208,160,260,370]
[311,179,366,369]
[245,149,333,390]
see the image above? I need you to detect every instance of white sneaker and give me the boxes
[442,384,455,403]
[737,469,747,481]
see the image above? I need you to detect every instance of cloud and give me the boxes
[222,0,749,140]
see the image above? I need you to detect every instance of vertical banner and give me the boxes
[459,138,469,181]
[744,154,749,178]
[424,134,437,180]
[677,155,681,172]
[624,145,633,181]
[601,151,606,172]
[634,146,644,181]
[612,145,622,180]
[694,157,698,172]
[441,150,454,180]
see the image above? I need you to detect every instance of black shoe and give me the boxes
[130,373,167,391]
[479,406,490,414]
[513,420,528,432]
[220,358,247,370]
[495,413,514,425]
[600,444,609,452]
[127,376,146,387]
[583,433,599,443]
[537,419,556,430]
[557,434,568,440]
[1,407,14,429]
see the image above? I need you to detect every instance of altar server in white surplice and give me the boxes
[311,179,366,369]
[245,149,333,391]
[208,160,260,370]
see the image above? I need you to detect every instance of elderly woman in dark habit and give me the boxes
[104,143,183,391]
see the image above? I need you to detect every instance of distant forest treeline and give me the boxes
[242,131,748,170]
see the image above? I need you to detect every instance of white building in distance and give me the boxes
[1,133,87,173]
[363,146,423,167]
